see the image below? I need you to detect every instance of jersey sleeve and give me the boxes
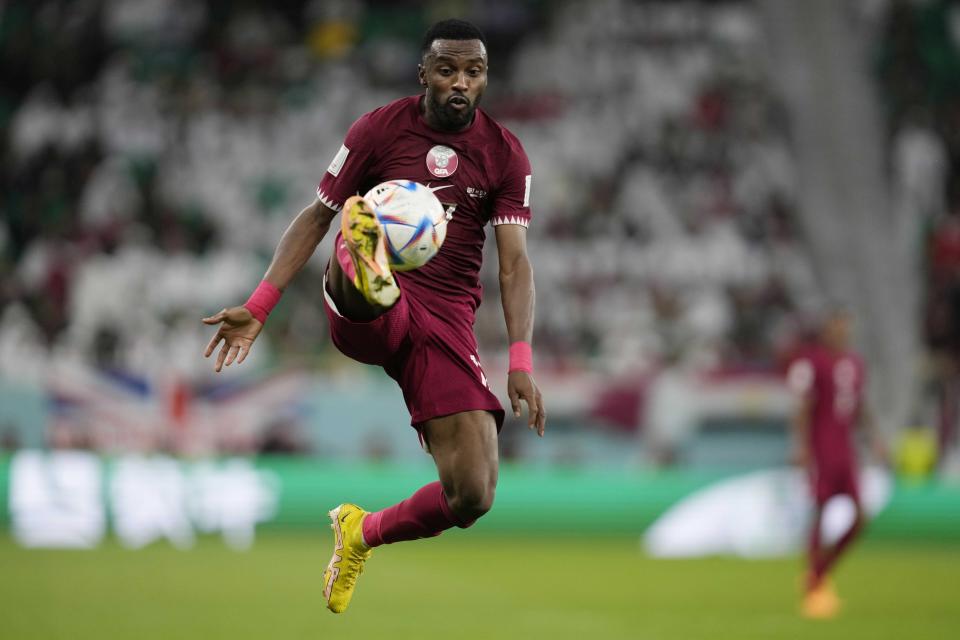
[490,138,532,228]
[786,358,815,398]
[316,112,379,212]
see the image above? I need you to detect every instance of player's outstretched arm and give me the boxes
[202,199,337,372]
[790,396,812,468]
[261,199,338,290]
[786,358,813,467]
[495,224,545,436]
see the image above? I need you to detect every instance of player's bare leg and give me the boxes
[815,499,864,589]
[322,410,498,613]
[802,500,865,619]
[420,410,499,524]
[803,506,839,618]
[326,195,399,320]
[806,506,825,593]
[360,410,499,541]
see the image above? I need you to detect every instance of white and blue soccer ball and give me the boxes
[363,180,448,271]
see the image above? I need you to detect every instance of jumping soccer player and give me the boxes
[202,19,545,613]
[787,308,886,619]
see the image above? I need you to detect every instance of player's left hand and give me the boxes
[507,371,546,437]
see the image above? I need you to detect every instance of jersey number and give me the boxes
[469,354,490,390]
[833,359,858,419]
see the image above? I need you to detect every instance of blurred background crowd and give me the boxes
[0,0,957,472]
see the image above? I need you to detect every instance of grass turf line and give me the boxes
[0,533,957,640]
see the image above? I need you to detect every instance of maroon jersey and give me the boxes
[317,96,533,324]
[787,345,866,466]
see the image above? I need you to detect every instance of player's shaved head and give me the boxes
[420,19,487,61]
[425,39,487,65]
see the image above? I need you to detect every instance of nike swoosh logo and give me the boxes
[426,183,454,193]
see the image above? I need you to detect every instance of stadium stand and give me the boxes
[0,0,955,466]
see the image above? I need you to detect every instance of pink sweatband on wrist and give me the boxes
[243,280,282,324]
[508,341,533,373]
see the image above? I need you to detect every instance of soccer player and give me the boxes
[201,19,545,613]
[786,308,886,619]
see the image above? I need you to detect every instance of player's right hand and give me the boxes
[507,370,546,437]
[202,306,263,372]
[871,437,891,466]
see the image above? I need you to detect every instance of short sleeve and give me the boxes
[490,138,532,228]
[316,113,379,212]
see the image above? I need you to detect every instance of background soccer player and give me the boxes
[201,19,545,613]
[787,308,887,619]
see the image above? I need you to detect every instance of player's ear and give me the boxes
[417,64,426,87]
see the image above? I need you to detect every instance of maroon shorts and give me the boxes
[810,456,860,505]
[323,280,504,430]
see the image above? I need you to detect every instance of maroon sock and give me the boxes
[334,232,356,281]
[807,508,824,591]
[361,481,470,548]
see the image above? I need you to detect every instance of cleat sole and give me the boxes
[341,196,399,307]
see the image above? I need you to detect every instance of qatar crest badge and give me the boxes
[426,145,458,178]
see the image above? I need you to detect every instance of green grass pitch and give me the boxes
[1,533,957,640]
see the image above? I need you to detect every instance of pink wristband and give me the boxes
[508,341,533,374]
[243,280,282,324]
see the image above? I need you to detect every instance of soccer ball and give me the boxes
[363,180,448,271]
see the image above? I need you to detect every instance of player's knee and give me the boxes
[447,480,496,524]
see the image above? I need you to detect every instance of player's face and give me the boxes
[419,39,488,131]
[823,313,852,350]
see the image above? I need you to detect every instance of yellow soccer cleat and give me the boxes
[801,579,841,620]
[322,503,373,614]
[340,195,400,308]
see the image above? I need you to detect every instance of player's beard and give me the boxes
[427,91,481,131]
